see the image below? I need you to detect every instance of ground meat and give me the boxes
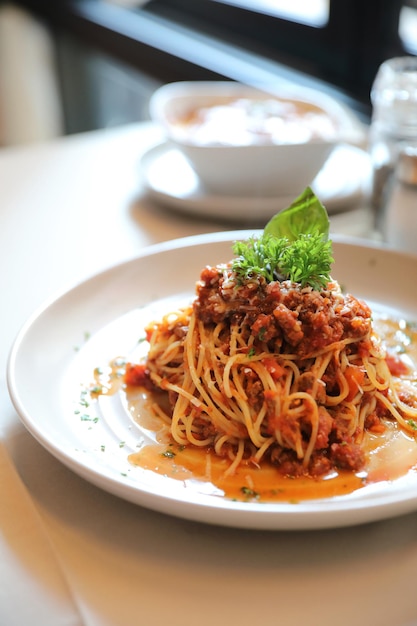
[273,304,304,345]
[269,448,305,477]
[195,265,265,324]
[364,412,385,433]
[251,313,278,342]
[308,453,333,477]
[194,265,372,357]
[330,440,366,471]
[244,369,264,412]
[191,416,218,440]
[269,447,334,478]
[315,407,334,449]
[296,372,326,404]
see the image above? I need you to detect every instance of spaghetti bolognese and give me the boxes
[123,190,417,482]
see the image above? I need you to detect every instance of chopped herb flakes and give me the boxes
[161,449,176,459]
[241,486,259,500]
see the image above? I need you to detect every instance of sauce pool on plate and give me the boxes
[89,314,417,504]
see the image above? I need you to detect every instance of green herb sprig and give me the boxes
[232,235,288,283]
[232,187,334,290]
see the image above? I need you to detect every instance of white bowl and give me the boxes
[149,81,366,197]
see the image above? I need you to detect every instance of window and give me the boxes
[141,0,407,118]
[207,0,330,27]
[400,3,417,54]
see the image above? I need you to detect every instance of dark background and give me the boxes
[14,0,413,134]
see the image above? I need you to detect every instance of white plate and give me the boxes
[140,143,371,222]
[7,232,417,531]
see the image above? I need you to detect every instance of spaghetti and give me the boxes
[125,262,417,479]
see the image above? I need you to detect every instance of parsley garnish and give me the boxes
[232,187,333,290]
[233,235,288,283]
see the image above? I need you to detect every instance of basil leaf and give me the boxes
[264,187,329,242]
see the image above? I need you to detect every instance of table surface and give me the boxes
[1,121,416,626]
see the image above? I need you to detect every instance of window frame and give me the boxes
[142,0,405,111]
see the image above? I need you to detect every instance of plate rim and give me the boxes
[7,232,417,531]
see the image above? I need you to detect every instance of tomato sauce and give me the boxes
[92,315,417,503]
